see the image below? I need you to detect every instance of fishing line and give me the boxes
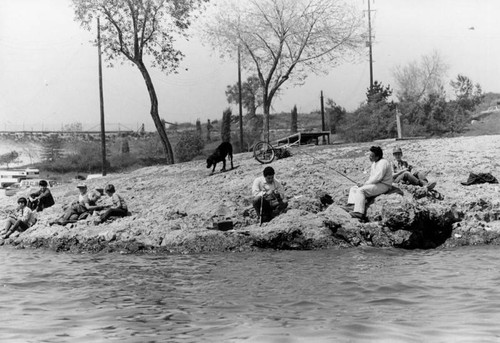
[295,149,360,185]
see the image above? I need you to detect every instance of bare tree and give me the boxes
[393,51,449,103]
[72,0,208,164]
[204,0,363,141]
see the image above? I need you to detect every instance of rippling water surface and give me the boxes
[1,246,500,342]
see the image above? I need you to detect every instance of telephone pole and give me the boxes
[367,0,374,91]
[320,91,326,144]
[97,17,107,176]
[237,45,244,152]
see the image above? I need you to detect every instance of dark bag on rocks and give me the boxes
[461,173,498,186]
[319,193,333,206]
[264,193,281,208]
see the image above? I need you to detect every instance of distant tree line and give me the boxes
[333,51,484,142]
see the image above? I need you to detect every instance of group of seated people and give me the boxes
[1,180,54,239]
[252,145,437,223]
[2,145,434,238]
[50,183,128,226]
[346,145,437,220]
[1,180,128,239]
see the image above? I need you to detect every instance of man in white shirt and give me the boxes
[252,166,288,223]
[347,146,393,220]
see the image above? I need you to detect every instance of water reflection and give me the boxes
[1,246,500,342]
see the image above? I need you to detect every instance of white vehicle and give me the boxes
[19,179,56,188]
[4,178,55,197]
[0,168,40,188]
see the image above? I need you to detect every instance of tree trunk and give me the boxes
[136,61,174,164]
[263,102,271,143]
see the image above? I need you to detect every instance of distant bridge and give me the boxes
[0,130,136,140]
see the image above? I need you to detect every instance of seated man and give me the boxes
[348,146,393,220]
[29,180,55,212]
[392,147,436,190]
[51,184,104,225]
[252,166,288,223]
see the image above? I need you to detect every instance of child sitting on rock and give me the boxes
[2,197,37,239]
[29,180,55,212]
[94,184,128,224]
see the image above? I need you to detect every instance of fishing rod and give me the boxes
[298,150,360,185]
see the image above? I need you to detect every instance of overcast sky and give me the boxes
[0,0,499,132]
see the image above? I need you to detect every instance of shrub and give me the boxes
[36,141,103,173]
[325,99,346,134]
[174,131,205,163]
[337,102,396,142]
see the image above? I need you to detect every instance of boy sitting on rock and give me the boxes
[94,184,128,224]
[252,166,288,223]
[29,180,55,212]
[2,197,37,239]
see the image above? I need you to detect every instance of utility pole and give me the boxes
[367,0,374,91]
[320,91,326,144]
[396,107,403,139]
[237,45,244,152]
[97,17,107,176]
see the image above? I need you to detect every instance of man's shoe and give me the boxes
[341,205,354,212]
[350,211,365,219]
[425,181,437,191]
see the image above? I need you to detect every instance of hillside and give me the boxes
[1,134,500,253]
[464,111,500,136]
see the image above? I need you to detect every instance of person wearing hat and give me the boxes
[2,197,37,239]
[252,166,288,223]
[392,146,436,190]
[51,183,104,225]
[28,180,55,212]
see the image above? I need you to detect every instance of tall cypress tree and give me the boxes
[195,119,202,137]
[221,108,232,143]
[206,119,213,142]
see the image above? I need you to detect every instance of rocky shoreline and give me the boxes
[1,135,499,254]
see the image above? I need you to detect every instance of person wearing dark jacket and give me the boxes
[29,180,55,212]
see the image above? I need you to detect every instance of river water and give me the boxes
[1,246,500,343]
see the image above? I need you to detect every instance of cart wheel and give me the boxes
[253,141,275,164]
